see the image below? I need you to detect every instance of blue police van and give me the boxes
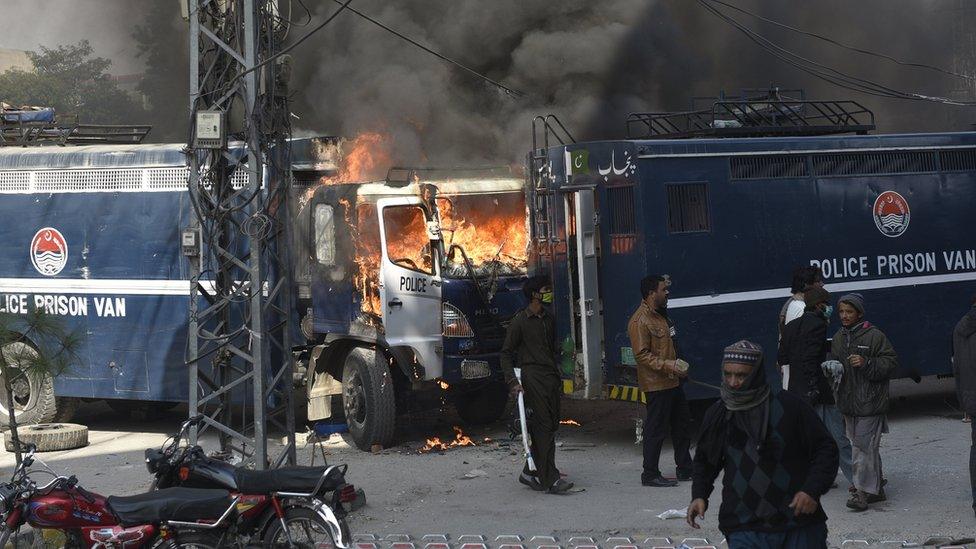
[528,98,976,403]
[0,138,528,450]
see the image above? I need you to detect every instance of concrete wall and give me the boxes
[0,48,32,73]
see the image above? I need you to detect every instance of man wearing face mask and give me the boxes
[628,274,692,487]
[687,340,838,546]
[501,275,573,494]
[778,286,853,487]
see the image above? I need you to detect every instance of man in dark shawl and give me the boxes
[687,340,839,548]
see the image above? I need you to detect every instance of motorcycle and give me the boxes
[146,415,354,548]
[0,443,242,548]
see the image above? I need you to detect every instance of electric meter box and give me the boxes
[194,110,226,149]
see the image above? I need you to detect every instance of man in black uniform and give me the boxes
[501,275,573,494]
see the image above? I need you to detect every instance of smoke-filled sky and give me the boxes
[2,0,974,166]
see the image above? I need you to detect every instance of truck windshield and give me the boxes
[436,191,528,279]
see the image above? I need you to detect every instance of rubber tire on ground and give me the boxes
[342,347,395,451]
[455,381,509,425]
[0,342,57,429]
[262,505,341,549]
[4,422,88,452]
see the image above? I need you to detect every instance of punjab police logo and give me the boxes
[873,191,910,238]
[30,228,68,276]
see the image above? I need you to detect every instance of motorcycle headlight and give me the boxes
[145,448,165,474]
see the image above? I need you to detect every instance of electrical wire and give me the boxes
[328,0,525,98]
[701,0,975,83]
[696,0,976,106]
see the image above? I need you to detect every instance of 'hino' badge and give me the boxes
[873,191,910,238]
[30,227,68,276]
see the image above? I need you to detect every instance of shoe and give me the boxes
[547,478,574,494]
[848,484,855,494]
[642,475,678,487]
[676,470,693,482]
[866,488,886,503]
[846,490,869,512]
[518,472,544,492]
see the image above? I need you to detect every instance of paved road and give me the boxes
[1,378,972,546]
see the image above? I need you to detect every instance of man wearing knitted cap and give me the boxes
[778,286,853,487]
[688,340,838,547]
[830,293,898,511]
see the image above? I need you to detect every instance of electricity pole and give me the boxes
[185,0,296,469]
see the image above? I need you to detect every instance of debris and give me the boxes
[461,469,488,479]
[657,509,688,520]
[559,419,582,426]
[370,443,383,454]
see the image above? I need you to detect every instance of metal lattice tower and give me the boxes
[186,0,296,468]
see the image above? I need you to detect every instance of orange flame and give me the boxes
[419,426,477,453]
[559,419,582,426]
[437,192,528,271]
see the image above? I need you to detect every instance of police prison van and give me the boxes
[528,103,976,403]
[0,141,529,450]
[295,167,529,449]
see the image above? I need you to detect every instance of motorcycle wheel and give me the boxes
[167,531,226,548]
[263,506,340,549]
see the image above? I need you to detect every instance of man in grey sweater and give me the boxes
[830,293,898,512]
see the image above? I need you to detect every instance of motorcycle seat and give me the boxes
[234,466,337,494]
[107,487,233,527]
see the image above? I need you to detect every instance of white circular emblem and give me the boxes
[30,228,68,276]
[873,191,910,238]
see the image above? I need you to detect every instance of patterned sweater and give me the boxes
[691,390,839,535]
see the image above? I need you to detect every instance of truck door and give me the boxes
[564,188,604,398]
[376,197,443,379]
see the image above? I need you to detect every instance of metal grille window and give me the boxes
[666,183,710,234]
[314,204,336,266]
[940,149,976,171]
[730,155,808,180]
[812,151,936,177]
[606,186,636,234]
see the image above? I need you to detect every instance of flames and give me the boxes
[419,426,476,453]
[329,132,392,184]
[437,192,528,276]
[559,419,582,426]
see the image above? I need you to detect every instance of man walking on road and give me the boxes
[688,340,839,547]
[952,293,976,517]
[628,275,692,487]
[501,275,573,495]
[778,286,853,487]
[830,293,898,512]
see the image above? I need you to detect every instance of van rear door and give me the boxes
[376,197,443,379]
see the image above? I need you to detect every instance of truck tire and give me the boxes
[5,422,88,452]
[342,348,395,451]
[455,381,509,425]
[0,341,57,429]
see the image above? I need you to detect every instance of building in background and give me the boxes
[0,48,31,73]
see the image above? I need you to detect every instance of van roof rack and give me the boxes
[626,88,875,139]
[1,111,151,146]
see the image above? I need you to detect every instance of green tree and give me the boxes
[0,40,145,125]
[0,310,80,464]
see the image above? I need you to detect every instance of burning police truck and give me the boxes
[0,135,529,451]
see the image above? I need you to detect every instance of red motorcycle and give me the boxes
[0,444,242,548]
[146,415,354,548]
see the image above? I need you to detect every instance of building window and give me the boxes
[666,183,710,234]
[314,204,336,265]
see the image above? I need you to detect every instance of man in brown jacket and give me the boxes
[628,275,691,487]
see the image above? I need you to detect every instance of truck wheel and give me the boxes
[0,342,57,428]
[455,381,509,425]
[342,348,395,451]
[5,422,88,452]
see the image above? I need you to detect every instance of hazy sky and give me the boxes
[0,0,151,74]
